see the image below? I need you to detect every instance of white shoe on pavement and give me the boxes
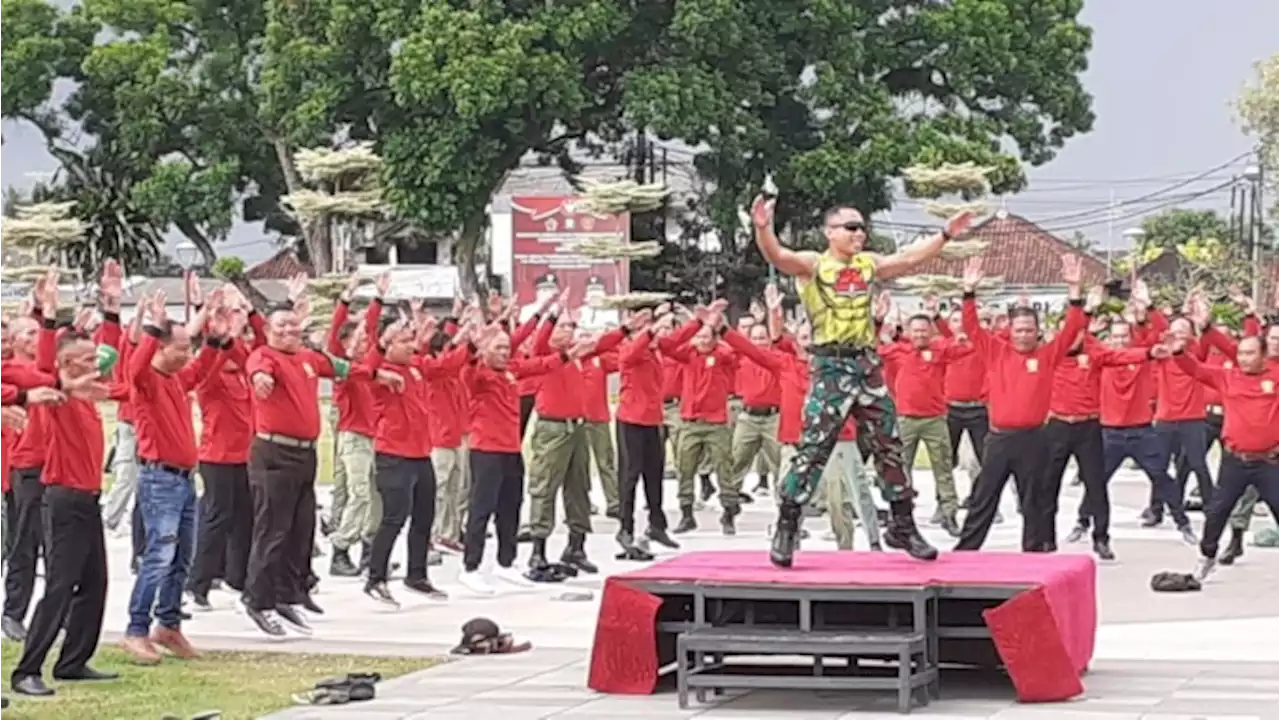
[459,570,498,596]
[493,565,536,588]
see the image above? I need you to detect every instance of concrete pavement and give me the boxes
[84,466,1280,718]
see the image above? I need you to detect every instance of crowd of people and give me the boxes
[1,201,1277,698]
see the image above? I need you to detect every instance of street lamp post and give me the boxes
[175,242,199,271]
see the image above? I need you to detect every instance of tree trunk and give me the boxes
[270,135,332,274]
[455,210,488,299]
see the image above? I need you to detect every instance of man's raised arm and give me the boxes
[875,210,975,280]
[750,196,818,279]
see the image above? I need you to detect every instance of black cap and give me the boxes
[535,273,559,289]
[586,274,605,289]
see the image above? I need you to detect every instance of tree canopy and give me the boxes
[1236,53,1278,218]
[3,0,1096,301]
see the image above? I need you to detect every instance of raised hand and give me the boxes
[1059,254,1083,288]
[555,287,571,312]
[566,338,597,359]
[1085,285,1105,313]
[486,289,503,318]
[944,210,976,239]
[375,270,392,298]
[763,283,783,311]
[207,306,232,338]
[146,291,168,324]
[61,372,110,401]
[748,298,766,322]
[341,274,362,303]
[287,272,308,302]
[100,260,123,311]
[922,293,939,316]
[38,269,60,313]
[74,306,96,333]
[750,195,776,230]
[962,256,984,293]
[626,309,653,332]
[874,290,892,322]
[703,298,729,328]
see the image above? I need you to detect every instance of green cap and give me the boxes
[96,344,119,376]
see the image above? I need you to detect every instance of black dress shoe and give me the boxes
[1,615,27,642]
[54,666,120,681]
[12,675,55,696]
[299,595,324,615]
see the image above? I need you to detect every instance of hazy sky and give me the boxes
[1,0,1276,265]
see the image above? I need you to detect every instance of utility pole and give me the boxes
[1245,163,1263,306]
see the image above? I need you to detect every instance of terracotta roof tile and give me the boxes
[245,248,315,280]
[909,212,1109,287]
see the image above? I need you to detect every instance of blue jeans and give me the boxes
[127,465,198,636]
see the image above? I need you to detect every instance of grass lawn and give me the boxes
[0,642,439,720]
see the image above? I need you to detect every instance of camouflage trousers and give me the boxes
[779,349,915,506]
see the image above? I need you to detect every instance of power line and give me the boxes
[1036,178,1239,234]
[1014,152,1252,227]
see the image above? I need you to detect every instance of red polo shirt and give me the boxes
[196,348,254,465]
[617,332,664,427]
[465,352,567,453]
[581,352,618,423]
[962,296,1086,430]
[1175,353,1278,454]
[246,346,336,441]
[130,329,225,469]
[660,321,738,424]
[42,397,105,493]
[724,334,786,409]
[881,339,974,417]
[531,327,626,420]
[325,300,381,438]
[366,345,469,458]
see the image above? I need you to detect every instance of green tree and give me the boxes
[1138,209,1232,251]
[1236,53,1278,218]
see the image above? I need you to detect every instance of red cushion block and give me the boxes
[587,577,664,694]
[982,586,1085,702]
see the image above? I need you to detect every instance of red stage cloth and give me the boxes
[587,551,1096,702]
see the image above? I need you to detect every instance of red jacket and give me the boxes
[617,332,664,427]
[880,338,974,417]
[465,352,568,453]
[660,321,737,424]
[1175,353,1278,454]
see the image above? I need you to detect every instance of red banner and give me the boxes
[510,196,630,326]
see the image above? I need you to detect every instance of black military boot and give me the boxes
[529,537,549,570]
[699,474,715,503]
[883,501,939,561]
[1219,528,1245,566]
[720,506,738,536]
[673,505,697,534]
[769,502,804,568]
[560,532,598,574]
[357,542,371,573]
[329,546,360,577]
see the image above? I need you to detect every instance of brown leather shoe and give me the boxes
[118,635,162,665]
[151,626,199,659]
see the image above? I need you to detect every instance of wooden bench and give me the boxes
[676,626,939,714]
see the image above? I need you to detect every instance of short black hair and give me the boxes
[823,206,859,225]
[56,329,91,351]
[1008,306,1039,325]
[907,314,933,326]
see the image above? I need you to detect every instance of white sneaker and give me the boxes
[493,565,535,588]
[459,570,498,596]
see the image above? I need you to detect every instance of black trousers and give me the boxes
[368,454,436,584]
[519,394,536,440]
[955,428,1044,552]
[947,404,989,467]
[12,486,107,680]
[1043,419,1107,544]
[1152,420,1214,512]
[618,422,666,534]
[1177,412,1222,492]
[1094,426,1190,528]
[4,467,45,623]
[2,489,14,561]
[1199,454,1279,558]
[464,450,523,572]
[244,438,317,611]
[191,462,252,594]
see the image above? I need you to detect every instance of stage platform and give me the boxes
[588,551,1096,705]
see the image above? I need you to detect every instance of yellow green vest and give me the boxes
[797,251,877,347]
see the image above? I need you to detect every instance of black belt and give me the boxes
[139,460,194,479]
[810,344,872,358]
[743,406,779,417]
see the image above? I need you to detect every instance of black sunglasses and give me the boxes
[828,221,866,233]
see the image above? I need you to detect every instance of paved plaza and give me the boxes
[88,468,1279,718]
